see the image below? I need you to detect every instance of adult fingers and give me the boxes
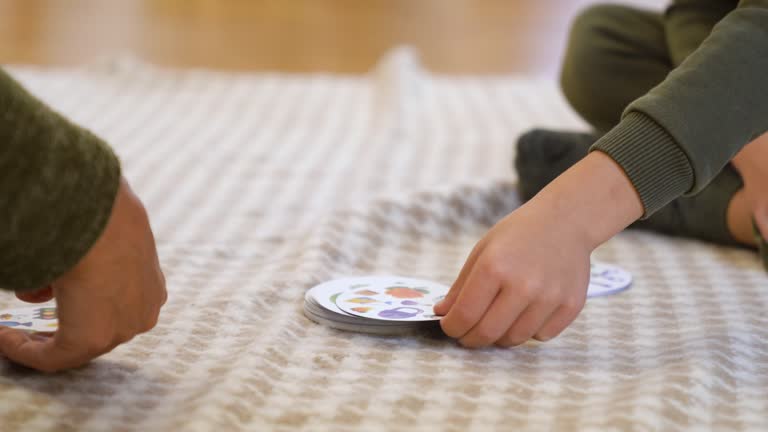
[15,286,54,303]
[754,202,768,241]
[754,209,768,271]
[0,328,88,373]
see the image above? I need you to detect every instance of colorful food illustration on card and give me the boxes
[0,304,58,332]
[334,277,449,322]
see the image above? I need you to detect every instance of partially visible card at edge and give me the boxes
[0,304,58,333]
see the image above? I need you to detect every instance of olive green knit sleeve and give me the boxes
[592,0,768,217]
[664,0,737,66]
[0,68,121,291]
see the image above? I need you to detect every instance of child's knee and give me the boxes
[569,3,629,37]
[560,4,629,121]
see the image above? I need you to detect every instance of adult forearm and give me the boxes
[0,69,121,291]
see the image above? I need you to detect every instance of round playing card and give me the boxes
[334,276,449,322]
[0,304,58,333]
[588,261,632,297]
[306,277,364,316]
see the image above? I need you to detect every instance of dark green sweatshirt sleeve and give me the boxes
[664,0,737,66]
[0,68,121,291]
[592,0,768,217]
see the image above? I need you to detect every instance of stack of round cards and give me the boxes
[303,261,632,335]
[303,276,446,335]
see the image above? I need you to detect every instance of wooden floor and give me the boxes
[0,0,665,76]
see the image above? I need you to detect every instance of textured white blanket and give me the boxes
[1,49,766,431]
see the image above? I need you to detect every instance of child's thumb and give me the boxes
[434,284,462,315]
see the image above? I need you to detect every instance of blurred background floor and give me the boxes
[0,0,665,76]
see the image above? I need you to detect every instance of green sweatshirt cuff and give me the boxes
[590,111,694,218]
[0,69,121,291]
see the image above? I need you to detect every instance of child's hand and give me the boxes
[436,151,643,348]
[434,205,591,348]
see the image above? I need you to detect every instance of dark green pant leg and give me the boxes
[633,165,743,246]
[554,4,743,246]
[560,4,671,133]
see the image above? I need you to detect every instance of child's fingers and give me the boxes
[495,300,558,347]
[434,244,482,315]
[440,259,500,339]
[533,297,586,342]
[458,287,525,348]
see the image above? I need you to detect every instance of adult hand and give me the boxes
[0,177,167,372]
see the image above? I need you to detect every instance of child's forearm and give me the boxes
[525,151,644,250]
[593,2,768,218]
